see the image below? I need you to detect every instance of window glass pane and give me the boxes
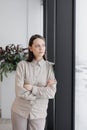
[75,0,87,130]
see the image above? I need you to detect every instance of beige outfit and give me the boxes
[11,59,57,120]
[11,111,46,130]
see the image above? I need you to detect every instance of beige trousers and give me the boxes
[11,111,46,130]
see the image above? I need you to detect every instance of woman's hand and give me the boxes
[24,84,33,91]
[47,79,57,87]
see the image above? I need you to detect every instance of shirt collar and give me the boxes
[32,58,45,67]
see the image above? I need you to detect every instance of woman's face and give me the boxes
[29,38,46,60]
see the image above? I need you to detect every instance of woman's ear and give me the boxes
[29,46,32,52]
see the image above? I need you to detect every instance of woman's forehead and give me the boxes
[33,38,45,44]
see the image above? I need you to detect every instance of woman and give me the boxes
[11,34,57,130]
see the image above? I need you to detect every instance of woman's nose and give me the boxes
[39,46,43,50]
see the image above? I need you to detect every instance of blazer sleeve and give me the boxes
[32,63,57,99]
[15,61,36,100]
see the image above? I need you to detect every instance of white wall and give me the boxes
[1,72,15,118]
[0,0,28,48]
[0,0,43,118]
[28,0,43,39]
[0,0,43,48]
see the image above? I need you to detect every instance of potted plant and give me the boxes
[0,44,28,81]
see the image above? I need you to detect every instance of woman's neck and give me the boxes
[34,57,43,61]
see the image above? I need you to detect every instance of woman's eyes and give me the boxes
[35,44,45,48]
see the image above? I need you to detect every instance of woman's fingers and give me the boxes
[24,84,32,91]
[47,79,57,86]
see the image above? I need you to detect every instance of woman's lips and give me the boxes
[39,52,44,53]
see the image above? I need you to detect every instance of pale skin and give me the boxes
[24,38,56,91]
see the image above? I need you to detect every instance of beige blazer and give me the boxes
[11,59,57,119]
